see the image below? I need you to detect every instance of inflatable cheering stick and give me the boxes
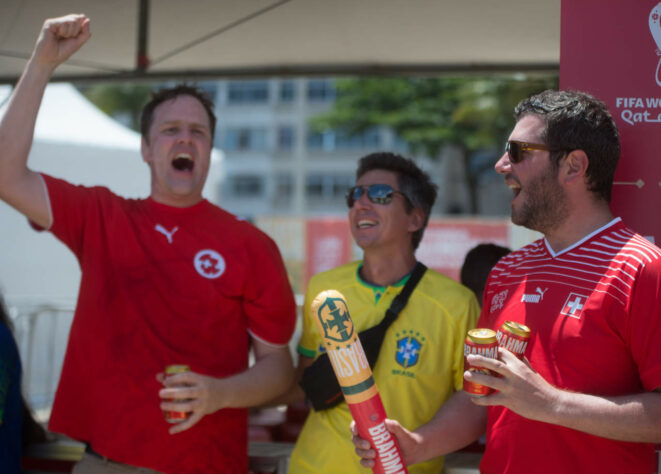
[311,289,408,474]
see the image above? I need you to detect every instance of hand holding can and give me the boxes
[162,364,192,424]
[463,328,498,396]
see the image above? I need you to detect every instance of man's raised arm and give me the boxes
[0,14,90,228]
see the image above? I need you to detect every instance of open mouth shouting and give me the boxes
[172,153,194,172]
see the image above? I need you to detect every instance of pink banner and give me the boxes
[305,218,509,284]
[416,220,509,281]
[305,218,353,283]
[560,0,661,243]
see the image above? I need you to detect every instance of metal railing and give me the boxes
[11,304,74,415]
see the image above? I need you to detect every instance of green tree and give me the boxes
[79,84,156,131]
[313,75,558,214]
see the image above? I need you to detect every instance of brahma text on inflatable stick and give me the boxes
[311,289,408,474]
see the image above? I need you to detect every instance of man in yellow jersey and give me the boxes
[273,152,479,473]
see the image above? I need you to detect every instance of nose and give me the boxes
[494,151,511,175]
[176,128,193,143]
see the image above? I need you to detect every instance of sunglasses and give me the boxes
[345,184,409,208]
[505,140,552,164]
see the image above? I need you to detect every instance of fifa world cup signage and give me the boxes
[561,1,661,244]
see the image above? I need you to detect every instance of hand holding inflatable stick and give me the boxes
[311,289,408,474]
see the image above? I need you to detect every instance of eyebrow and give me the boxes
[159,120,210,130]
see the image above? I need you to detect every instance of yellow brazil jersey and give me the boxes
[289,261,479,473]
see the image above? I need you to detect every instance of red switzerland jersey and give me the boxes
[478,218,661,474]
[39,175,296,473]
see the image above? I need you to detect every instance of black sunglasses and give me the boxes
[505,140,552,164]
[345,184,409,208]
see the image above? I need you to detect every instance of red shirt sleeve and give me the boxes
[628,256,661,391]
[242,229,296,346]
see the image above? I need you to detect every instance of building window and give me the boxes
[276,126,295,150]
[197,81,218,102]
[231,175,264,197]
[306,127,381,151]
[307,79,336,101]
[306,174,353,199]
[227,81,269,104]
[393,134,411,153]
[335,128,380,150]
[274,173,293,203]
[306,130,325,150]
[224,127,267,151]
[306,175,325,198]
[279,81,296,102]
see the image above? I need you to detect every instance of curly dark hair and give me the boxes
[356,152,438,250]
[140,84,216,144]
[514,90,620,202]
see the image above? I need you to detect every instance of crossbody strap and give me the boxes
[377,261,427,332]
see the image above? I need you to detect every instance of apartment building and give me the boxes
[206,78,505,219]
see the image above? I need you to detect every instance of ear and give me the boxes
[561,149,589,185]
[408,207,425,233]
[141,137,151,164]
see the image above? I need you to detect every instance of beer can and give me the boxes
[163,364,190,424]
[463,328,498,397]
[496,321,531,360]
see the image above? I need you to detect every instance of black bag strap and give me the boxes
[376,261,427,334]
[299,262,427,411]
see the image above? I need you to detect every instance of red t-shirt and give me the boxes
[40,175,296,473]
[478,218,661,474]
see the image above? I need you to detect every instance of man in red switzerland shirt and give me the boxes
[352,90,661,473]
[0,14,296,474]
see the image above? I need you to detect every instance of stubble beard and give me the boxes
[511,167,569,235]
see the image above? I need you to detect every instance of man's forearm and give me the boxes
[262,354,311,407]
[159,345,294,435]
[411,391,486,464]
[543,389,661,443]
[0,60,52,193]
[212,347,294,410]
[467,351,661,443]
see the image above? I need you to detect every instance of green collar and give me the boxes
[356,263,412,303]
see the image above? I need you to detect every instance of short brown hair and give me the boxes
[141,84,216,144]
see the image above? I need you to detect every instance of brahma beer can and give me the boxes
[463,328,498,397]
[163,364,190,423]
[496,321,531,360]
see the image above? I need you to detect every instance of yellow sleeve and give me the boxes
[297,277,322,358]
[452,292,480,391]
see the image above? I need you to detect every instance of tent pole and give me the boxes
[136,0,150,72]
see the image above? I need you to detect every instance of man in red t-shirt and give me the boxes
[352,91,661,473]
[0,14,296,473]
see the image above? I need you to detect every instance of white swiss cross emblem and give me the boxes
[561,292,588,320]
[194,249,225,279]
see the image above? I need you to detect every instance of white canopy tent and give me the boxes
[0,0,560,83]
